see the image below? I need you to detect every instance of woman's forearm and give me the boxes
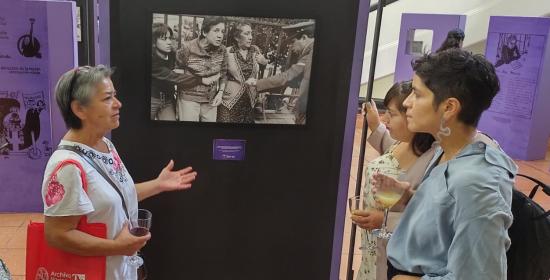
[45,216,122,256]
[135,179,162,201]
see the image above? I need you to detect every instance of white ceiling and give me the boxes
[361,0,550,83]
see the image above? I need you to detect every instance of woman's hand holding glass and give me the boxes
[370,172,410,239]
[113,221,151,256]
[350,209,384,230]
[371,173,412,209]
[127,209,152,267]
[348,196,377,254]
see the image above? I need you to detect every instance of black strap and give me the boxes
[57,144,130,220]
[516,173,550,220]
[387,260,423,279]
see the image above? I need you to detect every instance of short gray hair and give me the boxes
[54,65,113,129]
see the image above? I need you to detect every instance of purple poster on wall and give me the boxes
[0,0,52,212]
[478,16,550,160]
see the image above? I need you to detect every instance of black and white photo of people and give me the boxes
[150,13,316,125]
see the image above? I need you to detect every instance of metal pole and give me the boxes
[178,15,183,49]
[369,0,399,12]
[346,0,386,279]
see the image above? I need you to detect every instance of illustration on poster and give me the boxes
[0,91,51,159]
[495,33,530,70]
[17,18,42,58]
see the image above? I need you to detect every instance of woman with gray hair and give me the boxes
[41,65,197,280]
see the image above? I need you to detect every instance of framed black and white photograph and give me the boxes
[150,13,315,125]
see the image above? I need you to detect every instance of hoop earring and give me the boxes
[435,118,451,143]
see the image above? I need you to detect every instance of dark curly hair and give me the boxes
[436,28,465,53]
[152,22,173,43]
[412,48,500,127]
[200,16,225,39]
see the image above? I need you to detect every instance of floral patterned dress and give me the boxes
[356,143,403,280]
[0,259,11,280]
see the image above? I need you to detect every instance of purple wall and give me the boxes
[394,13,466,82]
[47,0,78,145]
[330,1,371,278]
[0,0,77,212]
[97,0,110,66]
[478,16,550,160]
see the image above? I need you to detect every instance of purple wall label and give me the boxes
[394,13,466,82]
[478,16,550,160]
[213,139,246,161]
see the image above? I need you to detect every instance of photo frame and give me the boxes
[149,13,316,125]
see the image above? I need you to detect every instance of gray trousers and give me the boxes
[177,99,217,122]
[151,96,176,121]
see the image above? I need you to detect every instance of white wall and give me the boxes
[361,0,550,99]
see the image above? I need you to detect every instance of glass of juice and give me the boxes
[371,175,405,240]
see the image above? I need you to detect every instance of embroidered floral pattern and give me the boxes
[45,178,65,207]
[111,149,123,172]
[74,145,114,165]
[72,144,128,183]
[109,148,128,183]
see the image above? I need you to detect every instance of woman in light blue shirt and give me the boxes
[374,49,517,280]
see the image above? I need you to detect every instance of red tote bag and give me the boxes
[26,159,107,280]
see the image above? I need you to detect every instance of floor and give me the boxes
[0,213,44,280]
[0,114,549,280]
